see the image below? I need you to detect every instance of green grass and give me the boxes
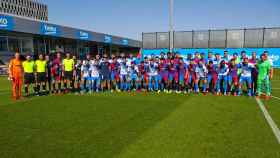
[265,79,280,129]
[0,76,12,105]
[0,77,280,158]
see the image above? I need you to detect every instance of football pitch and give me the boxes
[0,77,280,158]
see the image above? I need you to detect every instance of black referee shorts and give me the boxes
[37,72,46,82]
[64,71,73,80]
[24,73,35,84]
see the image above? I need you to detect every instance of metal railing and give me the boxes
[142,27,280,49]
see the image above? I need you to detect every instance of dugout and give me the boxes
[0,14,141,63]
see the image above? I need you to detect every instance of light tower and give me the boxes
[169,0,174,52]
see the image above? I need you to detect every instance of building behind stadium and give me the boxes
[0,0,141,65]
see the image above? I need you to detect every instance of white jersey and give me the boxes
[81,62,90,78]
[217,65,229,76]
[195,64,207,78]
[126,58,132,67]
[120,64,128,75]
[117,58,124,64]
[213,59,222,66]
[240,63,254,77]
[99,59,104,63]
[131,65,139,74]
[148,63,158,76]
[89,62,99,78]
[183,58,190,66]
[222,56,230,63]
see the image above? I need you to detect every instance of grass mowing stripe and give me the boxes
[0,95,46,106]
[0,91,9,95]
[271,95,280,101]
[116,95,280,158]
[0,94,187,158]
[256,98,280,144]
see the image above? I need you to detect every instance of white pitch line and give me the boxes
[260,92,280,101]
[270,95,280,101]
[256,98,280,144]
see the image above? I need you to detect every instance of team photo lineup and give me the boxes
[9,50,273,100]
[2,0,280,157]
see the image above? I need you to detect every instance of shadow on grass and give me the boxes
[0,91,188,158]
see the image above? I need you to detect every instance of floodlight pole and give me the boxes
[169,0,174,52]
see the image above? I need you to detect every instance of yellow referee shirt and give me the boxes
[35,60,47,73]
[22,60,35,73]
[63,58,74,72]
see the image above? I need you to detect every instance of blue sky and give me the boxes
[43,0,280,40]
